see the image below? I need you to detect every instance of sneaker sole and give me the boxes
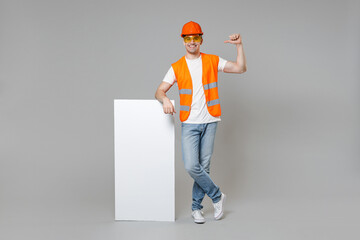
[214,194,226,220]
[192,216,206,224]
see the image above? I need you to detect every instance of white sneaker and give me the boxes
[191,210,206,224]
[213,193,226,220]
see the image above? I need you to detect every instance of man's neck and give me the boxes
[185,51,201,60]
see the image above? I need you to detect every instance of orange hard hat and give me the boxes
[181,21,203,37]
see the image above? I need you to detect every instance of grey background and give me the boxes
[1,0,359,239]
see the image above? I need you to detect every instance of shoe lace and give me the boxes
[193,210,204,217]
[214,202,221,211]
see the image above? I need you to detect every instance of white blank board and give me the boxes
[114,99,175,221]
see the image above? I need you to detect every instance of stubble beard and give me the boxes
[186,44,200,55]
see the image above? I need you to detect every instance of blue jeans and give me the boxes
[181,121,222,211]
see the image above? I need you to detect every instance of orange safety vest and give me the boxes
[171,52,221,122]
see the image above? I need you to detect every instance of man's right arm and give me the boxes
[155,81,176,115]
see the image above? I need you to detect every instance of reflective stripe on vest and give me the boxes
[207,99,220,107]
[179,89,192,95]
[180,105,190,111]
[172,52,221,122]
[203,82,217,90]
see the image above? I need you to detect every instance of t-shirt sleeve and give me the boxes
[162,66,176,85]
[218,57,228,72]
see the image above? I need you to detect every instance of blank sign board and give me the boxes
[114,100,175,221]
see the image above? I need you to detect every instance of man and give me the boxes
[155,21,247,224]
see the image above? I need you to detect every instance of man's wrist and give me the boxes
[162,96,170,103]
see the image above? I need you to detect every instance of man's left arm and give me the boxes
[223,33,247,74]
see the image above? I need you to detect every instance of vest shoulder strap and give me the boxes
[201,53,219,65]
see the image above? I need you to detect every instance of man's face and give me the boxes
[183,34,203,54]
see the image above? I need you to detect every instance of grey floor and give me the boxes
[2,192,359,240]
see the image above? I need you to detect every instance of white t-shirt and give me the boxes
[162,55,227,124]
